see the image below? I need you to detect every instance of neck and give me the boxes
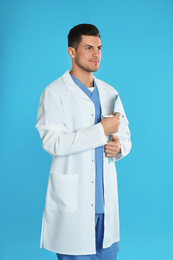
[70,67,94,88]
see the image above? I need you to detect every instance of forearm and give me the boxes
[36,88,108,156]
[36,123,107,156]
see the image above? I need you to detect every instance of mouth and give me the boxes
[89,60,100,64]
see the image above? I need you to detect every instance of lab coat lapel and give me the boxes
[61,71,92,102]
[94,77,109,116]
[62,71,111,113]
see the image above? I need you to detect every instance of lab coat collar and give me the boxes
[61,70,107,103]
[93,75,108,116]
[61,70,91,101]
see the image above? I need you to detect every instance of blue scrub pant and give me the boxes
[56,214,119,260]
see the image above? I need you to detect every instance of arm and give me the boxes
[104,95,132,161]
[35,88,107,156]
[113,126,131,161]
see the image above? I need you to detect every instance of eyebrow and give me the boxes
[84,44,102,48]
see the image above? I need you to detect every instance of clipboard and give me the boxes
[109,94,119,163]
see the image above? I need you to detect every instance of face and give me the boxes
[70,35,102,73]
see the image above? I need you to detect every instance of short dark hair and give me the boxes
[68,24,100,49]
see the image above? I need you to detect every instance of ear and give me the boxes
[68,47,76,59]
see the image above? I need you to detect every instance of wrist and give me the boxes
[101,122,107,135]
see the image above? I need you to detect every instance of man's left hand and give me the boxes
[104,135,121,157]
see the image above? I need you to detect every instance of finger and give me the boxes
[105,148,114,153]
[105,146,119,153]
[106,142,119,149]
[106,141,115,146]
[105,145,117,151]
[105,144,119,150]
[114,112,121,118]
[111,135,120,141]
[105,142,120,150]
[105,144,119,151]
[105,152,118,158]
[106,154,112,157]
[105,149,119,155]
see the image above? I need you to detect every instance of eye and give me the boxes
[98,46,102,50]
[86,46,91,50]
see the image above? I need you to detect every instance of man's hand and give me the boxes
[104,135,121,157]
[101,112,120,136]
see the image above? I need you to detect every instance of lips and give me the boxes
[90,60,100,63]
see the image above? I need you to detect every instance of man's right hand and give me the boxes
[101,112,121,135]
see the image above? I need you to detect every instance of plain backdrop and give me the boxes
[0,0,173,259]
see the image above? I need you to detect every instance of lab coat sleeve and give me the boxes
[112,95,132,161]
[35,88,107,156]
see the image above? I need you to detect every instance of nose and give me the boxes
[92,48,101,58]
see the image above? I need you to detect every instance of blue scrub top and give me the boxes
[71,75,104,214]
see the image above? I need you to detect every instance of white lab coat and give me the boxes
[36,70,131,255]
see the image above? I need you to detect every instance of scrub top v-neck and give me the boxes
[71,74,104,214]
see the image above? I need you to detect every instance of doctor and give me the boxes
[36,24,131,260]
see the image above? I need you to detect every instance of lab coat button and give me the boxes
[91,114,94,116]
[92,181,94,183]
[91,204,93,206]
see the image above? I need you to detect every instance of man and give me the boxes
[36,24,131,260]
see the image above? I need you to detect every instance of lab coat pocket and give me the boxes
[46,173,79,213]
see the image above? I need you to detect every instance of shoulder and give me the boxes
[41,73,69,102]
[45,76,65,94]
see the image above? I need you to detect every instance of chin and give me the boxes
[93,67,99,72]
[88,66,99,72]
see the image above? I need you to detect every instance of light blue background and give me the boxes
[0,0,173,259]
